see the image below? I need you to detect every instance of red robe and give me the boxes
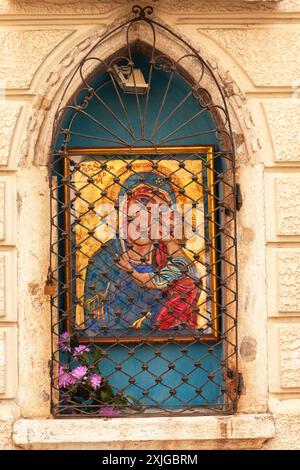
[153,242,201,330]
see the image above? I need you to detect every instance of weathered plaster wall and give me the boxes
[0,0,299,449]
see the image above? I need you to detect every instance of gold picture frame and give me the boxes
[62,145,218,343]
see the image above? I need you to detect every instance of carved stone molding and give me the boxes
[0,327,17,398]
[0,0,123,15]
[203,28,300,87]
[276,178,300,236]
[280,328,300,388]
[267,248,300,316]
[0,331,5,394]
[265,174,300,241]
[269,323,300,392]
[277,253,300,313]
[0,105,22,167]
[0,1,288,16]
[0,29,74,89]
[0,251,17,321]
[0,256,4,318]
[0,176,17,245]
[0,181,4,241]
[263,101,300,163]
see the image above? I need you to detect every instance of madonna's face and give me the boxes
[126,198,151,245]
[145,193,172,241]
[125,188,173,245]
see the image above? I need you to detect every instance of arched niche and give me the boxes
[47,6,238,415]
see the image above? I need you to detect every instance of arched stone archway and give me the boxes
[16,6,268,421]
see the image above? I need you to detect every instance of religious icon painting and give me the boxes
[63,146,218,343]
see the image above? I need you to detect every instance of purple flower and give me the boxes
[88,373,102,390]
[98,407,120,417]
[70,365,88,380]
[59,332,71,352]
[58,365,76,389]
[73,345,89,360]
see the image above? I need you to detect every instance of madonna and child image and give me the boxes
[70,157,215,341]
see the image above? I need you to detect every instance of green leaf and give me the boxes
[93,347,103,362]
[131,400,143,411]
[70,334,80,348]
[124,394,144,411]
[112,395,127,407]
[75,383,92,401]
[81,351,90,364]
[97,382,114,403]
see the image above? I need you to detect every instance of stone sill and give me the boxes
[13,414,275,450]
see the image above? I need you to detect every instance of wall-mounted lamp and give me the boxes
[113,65,149,94]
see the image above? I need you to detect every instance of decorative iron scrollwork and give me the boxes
[132,5,154,17]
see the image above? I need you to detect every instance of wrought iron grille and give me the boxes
[49,5,238,417]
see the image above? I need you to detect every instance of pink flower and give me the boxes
[73,345,89,360]
[59,332,71,352]
[98,407,120,417]
[88,373,102,390]
[58,365,76,388]
[70,365,88,380]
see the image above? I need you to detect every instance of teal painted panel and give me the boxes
[56,53,218,150]
[98,342,223,408]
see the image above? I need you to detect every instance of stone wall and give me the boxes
[0,0,299,449]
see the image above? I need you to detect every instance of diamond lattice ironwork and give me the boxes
[49,5,238,417]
